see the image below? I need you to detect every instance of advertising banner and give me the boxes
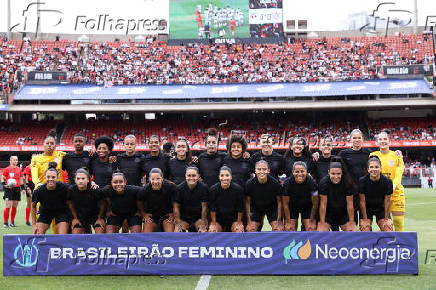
[3,232,418,276]
[2,140,436,152]
[27,71,67,83]
[13,79,433,101]
[381,65,434,77]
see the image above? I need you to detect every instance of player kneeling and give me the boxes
[317,159,358,232]
[282,162,318,231]
[245,161,283,232]
[141,168,176,232]
[104,172,143,233]
[31,163,70,234]
[173,167,208,232]
[359,157,393,232]
[208,166,245,232]
[67,168,106,234]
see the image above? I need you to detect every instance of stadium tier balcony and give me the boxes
[1,33,434,89]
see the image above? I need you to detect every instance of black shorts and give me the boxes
[4,187,21,201]
[290,205,312,220]
[325,213,349,228]
[250,207,278,223]
[149,213,172,225]
[107,214,142,227]
[37,208,71,225]
[26,182,35,198]
[181,214,201,225]
[73,216,102,229]
[366,208,389,222]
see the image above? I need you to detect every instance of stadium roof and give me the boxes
[14,79,433,101]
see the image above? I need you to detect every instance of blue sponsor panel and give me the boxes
[13,79,433,100]
[3,232,418,276]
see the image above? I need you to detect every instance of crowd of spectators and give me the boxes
[0,33,434,91]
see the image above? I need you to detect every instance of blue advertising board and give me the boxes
[3,232,418,276]
[13,79,432,100]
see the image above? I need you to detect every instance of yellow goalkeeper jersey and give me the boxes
[30,151,65,186]
[369,150,404,192]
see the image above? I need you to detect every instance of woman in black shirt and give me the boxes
[245,160,283,232]
[209,166,245,232]
[317,158,358,231]
[31,163,70,234]
[168,139,193,185]
[359,156,393,232]
[223,134,252,187]
[67,168,106,234]
[141,168,176,232]
[90,136,115,188]
[104,172,143,233]
[144,135,170,181]
[284,136,315,178]
[282,161,318,231]
[197,129,226,187]
[249,134,284,180]
[173,167,208,232]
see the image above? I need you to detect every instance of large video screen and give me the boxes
[170,0,282,39]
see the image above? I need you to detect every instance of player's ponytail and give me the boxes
[45,162,59,176]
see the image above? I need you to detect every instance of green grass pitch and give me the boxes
[170,0,249,39]
[1,188,436,289]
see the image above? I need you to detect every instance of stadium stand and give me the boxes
[1,33,434,91]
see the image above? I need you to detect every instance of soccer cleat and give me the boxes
[3,222,8,228]
[10,222,16,227]
[26,221,31,226]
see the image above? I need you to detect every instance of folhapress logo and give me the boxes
[13,238,39,268]
[283,240,311,263]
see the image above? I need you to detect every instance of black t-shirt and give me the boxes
[115,153,146,186]
[284,154,315,177]
[32,182,70,212]
[318,176,354,216]
[168,158,191,185]
[141,181,176,217]
[62,151,91,184]
[245,176,281,211]
[338,148,372,186]
[144,152,170,180]
[222,154,251,188]
[358,174,393,211]
[282,175,318,209]
[249,151,284,179]
[314,155,333,183]
[89,158,114,188]
[198,151,226,187]
[209,182,244,222]
[174,181,208,218]
[104,185,142,216]
[67,185,104,219]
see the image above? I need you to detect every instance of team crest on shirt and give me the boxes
[389,160,395,167]
[55,157,60,163]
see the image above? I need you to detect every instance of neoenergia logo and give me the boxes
[283,240,311,263]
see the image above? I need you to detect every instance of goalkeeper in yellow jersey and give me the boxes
[31,130,66,234]
[370,131,405,232]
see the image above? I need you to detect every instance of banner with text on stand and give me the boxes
[3,232,418,276]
